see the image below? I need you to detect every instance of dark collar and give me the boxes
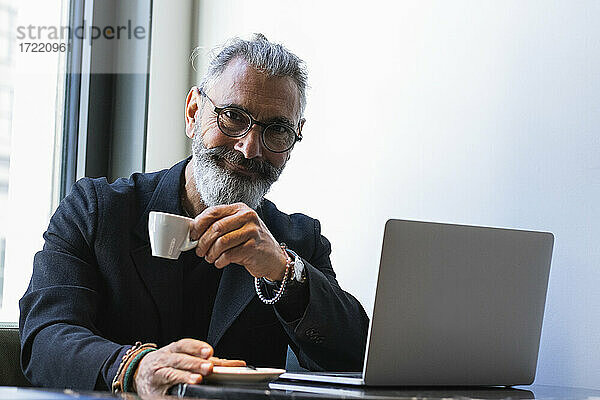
[133,156,191,242]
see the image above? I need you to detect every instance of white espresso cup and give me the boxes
[148,211,199,259]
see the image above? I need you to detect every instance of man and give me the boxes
[19,34,368,396]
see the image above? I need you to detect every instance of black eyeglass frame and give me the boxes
[198,88,303,153]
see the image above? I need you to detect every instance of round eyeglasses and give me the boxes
[199,88,302,153]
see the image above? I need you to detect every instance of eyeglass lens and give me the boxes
[217,108,296,152]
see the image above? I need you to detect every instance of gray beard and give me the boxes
[190,126,286,210]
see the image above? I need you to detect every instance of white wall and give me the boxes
[146,0,194,172]
[190,0,600,389]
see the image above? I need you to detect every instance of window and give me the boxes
[0,238,6,308]
[0,0,67,323]
[0,0,152,324]
[0,2,15,65]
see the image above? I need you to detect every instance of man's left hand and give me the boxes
[189,203,287,281]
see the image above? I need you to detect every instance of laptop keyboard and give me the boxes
[307,372,362,378]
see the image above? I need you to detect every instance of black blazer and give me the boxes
[19,158,369,390]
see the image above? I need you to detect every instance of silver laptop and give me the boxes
[280,219,554,386]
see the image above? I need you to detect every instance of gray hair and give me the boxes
[192,33,308,117]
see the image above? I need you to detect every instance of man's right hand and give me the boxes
[132,338,246,396]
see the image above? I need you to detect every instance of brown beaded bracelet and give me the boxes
[112,342,157,393]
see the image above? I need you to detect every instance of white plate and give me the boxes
[204,367,286,384]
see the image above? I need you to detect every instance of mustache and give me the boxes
[201,146,282,181]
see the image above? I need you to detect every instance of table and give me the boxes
[1,384,599,399]
[170,382,600,399]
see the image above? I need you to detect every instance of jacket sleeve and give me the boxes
[274,219,369,371]
[19,178,126,390]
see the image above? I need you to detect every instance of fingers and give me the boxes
[206,230,254,266]
[135,344,212,396]
[135,340,249,396]
[193,206,260,263]
[190,203,247,239]
[166,338,213,358]
[195,213,247,257]
[166,352,213,373]
[212,243,250,270]
[155,366,208,387]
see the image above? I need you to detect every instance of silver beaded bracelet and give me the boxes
[254,243,293,304]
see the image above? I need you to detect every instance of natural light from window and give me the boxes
[0,0,65,323]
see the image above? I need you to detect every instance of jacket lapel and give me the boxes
[130,157,190,344]
[206,202,273,347]
[207,263,256,348]
[130,244,185,344]
[132,157,191,244]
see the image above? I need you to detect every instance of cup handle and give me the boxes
[180,234,199,252]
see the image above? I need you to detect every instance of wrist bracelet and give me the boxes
[122,348,156,392]
[254,243,293,304]
[112,342,157,393]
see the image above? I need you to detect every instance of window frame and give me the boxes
[60,0,154,198]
